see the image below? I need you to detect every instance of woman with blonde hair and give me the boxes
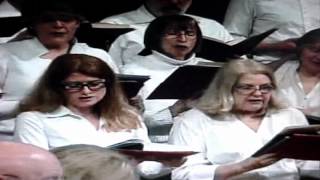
[51,144,138,180]
[14,54,149,150]
[169,59,318,180]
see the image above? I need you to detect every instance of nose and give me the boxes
[252,87,263,96]
[81,85,92,94]
[53,20,64,27]
[176,33,188,41]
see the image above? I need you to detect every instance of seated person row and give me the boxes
[275,28,320,117]
[169,59,319,180]
[14,54,149,150]
[223,0,320,63]
[101,0,233,68]
[121,14,214,142]
[0,0,117,140]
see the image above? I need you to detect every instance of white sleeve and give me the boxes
[14,112,49,150]
[223,0,255,39]
[168,110,218,180]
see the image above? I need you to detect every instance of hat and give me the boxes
[21,0,85,25]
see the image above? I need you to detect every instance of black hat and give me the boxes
[21,0,85,25]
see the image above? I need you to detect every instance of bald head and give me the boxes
[0,141,63,180]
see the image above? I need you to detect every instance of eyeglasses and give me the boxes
[62,79,106,92]
[234,84,274,95]
[165,30,196,39]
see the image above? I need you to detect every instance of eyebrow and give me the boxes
[0,174,20,179]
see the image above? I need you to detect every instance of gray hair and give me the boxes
[196,59,286,115]
[51,144,139,180]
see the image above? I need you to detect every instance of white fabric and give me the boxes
[169,108,318,180]
[223,0,320,62]
[14,106,150,150]
[101,5,233,68]
[275,61,320,116]
[0,0,20,17]
[0,38,118,132]
[0,0,22,43]
[121,51,203,142]
[122,51,200,125]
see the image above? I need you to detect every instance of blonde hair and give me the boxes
[197,59,286,115]
[51,144,138,180]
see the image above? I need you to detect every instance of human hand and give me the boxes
[169,98,198,117]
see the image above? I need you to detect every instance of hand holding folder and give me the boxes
[252,125,320,160]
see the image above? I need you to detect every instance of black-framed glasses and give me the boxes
[234,84,274,95]
[165,30,196,39]
[62,79,106,92]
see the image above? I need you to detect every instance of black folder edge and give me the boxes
[198,28,278,61]
[107,139,144,150]
[116,74,150,98]
[76,22,135,49]
[0,16,25,37]
[147,65,220,99]
[252,125,320,159]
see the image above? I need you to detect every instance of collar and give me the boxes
[152,50,196,65]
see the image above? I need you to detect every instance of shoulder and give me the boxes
[275,60,299,79]
[270,107,308,125]
[16,111,46,124]
[175,108,212,126]
[100,10,137,24]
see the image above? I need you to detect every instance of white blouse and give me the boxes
[14,106,150,150]
[169,108,318,180]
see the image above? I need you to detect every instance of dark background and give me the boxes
[75,0,231,23]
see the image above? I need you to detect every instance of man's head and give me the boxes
[144,0,192,17]
[0,141,63,180]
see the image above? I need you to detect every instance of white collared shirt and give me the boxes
[0,38,118,133]
[121,51,202,142]
[101,5,233,68]
[223,0,320,62]
[275,61,320,116]
[14,106,150,150]
[169,108,318,180]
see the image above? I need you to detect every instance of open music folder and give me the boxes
[147,65,220,99]
[117,74,150,98]
[252,125,320,160]
[76,22,135,50]
[198,28,278,61]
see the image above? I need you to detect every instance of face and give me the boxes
[299,42,320,73]
[62,72,106,111]
[161,28,197,60]
[0,154,63,180]
[232,74,273,114]
[33,17,80,49]
[147,0,192,16]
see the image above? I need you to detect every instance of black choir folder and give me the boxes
[0,16,25,37]
[76,22,135,50]
[252,125,320,160]
[117,74,150,98]
[199,28,278,61]
[147,65,220,99]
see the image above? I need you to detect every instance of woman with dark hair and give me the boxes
[14,54,149,150]
[0,0,117,140]
[275,28,320,117]
[121,14,215,142]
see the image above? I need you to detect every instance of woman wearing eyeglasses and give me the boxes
[13,54,149,150]
[0,0,117,140]
[169,59,318,180]
[121,14,215,143]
